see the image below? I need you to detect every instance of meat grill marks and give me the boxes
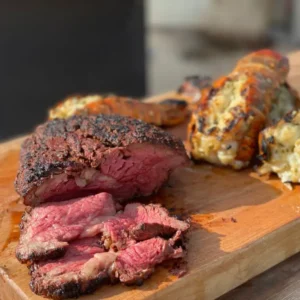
[30,237,184,300]
[188,49,297,169]
[48,94,189,127]
[16,193,189,264]
[15,115,189,206]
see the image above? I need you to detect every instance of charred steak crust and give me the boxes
[30,275,108,300]
[16,242,67,264]
[15,115,187,202]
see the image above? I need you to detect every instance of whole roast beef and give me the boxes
[15,115,189,206]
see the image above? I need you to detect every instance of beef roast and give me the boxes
[15,114,190,299]
[30,237,184,299]
[16,193,116,263]
[15,115,189,206]
[17,193,189,263]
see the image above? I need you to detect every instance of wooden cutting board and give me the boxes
[1,52,300,300]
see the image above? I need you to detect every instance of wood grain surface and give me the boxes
[1,52,300,300]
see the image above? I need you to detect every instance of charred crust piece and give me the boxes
[207,87,219,100]
[197,117,205,133]
[259,135,276,161]
[16,247,67,265]
[206,126,217,134]
[224,119,239,132]
[160,98,188,107]
[266,136,275,144]
[30,270,108,299]
[260,138,270,161]
[284,111,295,123]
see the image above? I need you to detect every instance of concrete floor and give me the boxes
[146,28,295,95]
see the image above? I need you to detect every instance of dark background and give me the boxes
[0,1,145,139]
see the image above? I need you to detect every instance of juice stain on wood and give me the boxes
[0,149,20,178]
[1,211,22,252]
[1,199,23,252]
[0,149,21,205]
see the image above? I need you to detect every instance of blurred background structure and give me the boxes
[0,1,145,139]
[146,0,297,94]
[0,0,299,139]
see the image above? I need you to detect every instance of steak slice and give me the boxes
[122,203,189,240]
[114,236,184,285]
[101,203,190,250]
[30,237,183,299]
[30,237,112,300]
[15,115,189,206]
[16,193,116,263]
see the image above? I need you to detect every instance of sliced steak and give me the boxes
[15,115,189,206]
[30,237,183,299]
[101,203,190,250]
[122,203,189,240]
[17,195,189,263]
[114,237,184,285]
[16,193,116,263]
[30,237,112,300]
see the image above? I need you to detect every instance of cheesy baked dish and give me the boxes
[188,49,298,169]
[258,110,300,183]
